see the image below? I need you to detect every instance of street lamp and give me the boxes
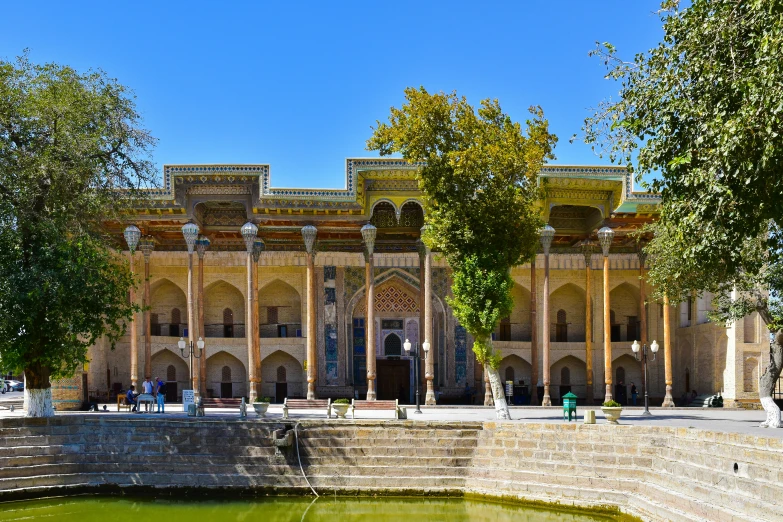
[179,336,205,392]
[404,338,430,414]
[631,339,659,416]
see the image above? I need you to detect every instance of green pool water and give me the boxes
[0,496,621,521]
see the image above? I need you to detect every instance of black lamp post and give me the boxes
[404,338,430,414]
[179,336,205,392]
[631,339,659,416]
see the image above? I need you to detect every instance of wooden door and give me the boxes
[377,359,411,402]
[220,382,233,398]
[275,382,288,403]
[166,382,177,403]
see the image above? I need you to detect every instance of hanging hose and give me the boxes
[293,421,319,497]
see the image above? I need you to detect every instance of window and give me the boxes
[555,309,568,342]
[166,365,176,381]
[267,306,278,325]
[560,367,571,386]
[223,308,234,338]
[504,367,515,383]
[151,313,161,336]
[278,324,288,338]
[170,308,181,337]
[277,365,287,382]
[499,317,511,341]
[221,366,231,382]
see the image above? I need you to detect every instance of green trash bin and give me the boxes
[562,392,578,422]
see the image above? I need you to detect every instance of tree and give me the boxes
[582,1,783,426]
[0,53,155,416]
[368,87,557,418]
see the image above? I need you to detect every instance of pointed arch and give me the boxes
[259,279,302,338]
[549,283,586,342]
[262,350,305,400]
[551,355,586,399]
[609,282,641,342]
[151,348,189,400]
[206,351,247,398]
[499,354,532,387]
[204,280,245,338]
[149,278,187,336]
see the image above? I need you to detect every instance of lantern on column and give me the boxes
[182,222,200,254]
[252,238,265,263]
[361,223,377,256]
[597,226,614,257]
[196,235,210,259]
[124,225,141,254]
[241,222,258,253]
[301,225,317,254]
[539,224,555,254]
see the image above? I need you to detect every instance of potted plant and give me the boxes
[332,398,351,418]
[253,397,272,417]
[601,400,623,424]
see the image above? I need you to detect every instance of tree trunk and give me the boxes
[486,367,510,420]
[759,329,782,428]
[23,365,54,418]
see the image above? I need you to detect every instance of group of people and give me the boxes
[125,377,166,413]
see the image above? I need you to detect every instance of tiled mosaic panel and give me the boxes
[405,319,419,347]
[455,325,467,385]
[324,266,338,385]
[355,282,419,314]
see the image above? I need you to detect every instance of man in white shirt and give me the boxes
[142,377,153,411]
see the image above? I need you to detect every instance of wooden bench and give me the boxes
[202,398,242,409]
[282,398,331,419]
[351,399,403,419]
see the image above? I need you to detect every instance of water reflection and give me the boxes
[0,496,617,522]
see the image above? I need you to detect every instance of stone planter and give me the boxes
[601,406,623,425]
[332,403,350,418]
[253,403,269,417]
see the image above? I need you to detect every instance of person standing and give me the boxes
[155,377,166,413]
[142,377,153,411]
[630,382,638,406]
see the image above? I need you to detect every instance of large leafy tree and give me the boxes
[0,53,155,416]
[368,87,556,418]
[583,0,783,426]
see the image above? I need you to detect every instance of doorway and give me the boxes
[166,382,177,403]
[275,383,288,403]
[377,359,410,402]
[220,382,233,398]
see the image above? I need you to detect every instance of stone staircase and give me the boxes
[0,416,782,521]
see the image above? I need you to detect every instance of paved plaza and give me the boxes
[1,392,778,438]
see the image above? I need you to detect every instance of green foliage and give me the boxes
[255,397,272,403]
[0,52,156,387]
[602,400,622,408]
[333,398,350,405]
[368,87,557,368]
[582,1,783,331]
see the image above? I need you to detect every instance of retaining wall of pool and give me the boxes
[0,417,781,521]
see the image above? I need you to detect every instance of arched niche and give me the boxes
[149,278,187,337]
[609,282,641,343]
[206,351,246,399]
[499,354,532,387]
[151,349,189,401]
[258,279,302,338]
[549,283,586,342]
[204,280,245,338]
[496,284,531,342]
[398,200,424,228]
[612,353,641,404]
[261,350,304,401]
[551,355,586,399]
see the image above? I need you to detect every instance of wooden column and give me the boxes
[143,252,151,380]
[187,251,199,398]
[542,251,552,406]
[662,295,675,406]
[584,247,593,404]
[603,254,612,402]
[530,258,538,405]
[365,253,376,400]
[306,253,317,399]
[424,247,436,405]
[419,249,426,391]
[252,253,261,400]
[129,251,138,389]
[245,251,257,402]
[198,251,206,397]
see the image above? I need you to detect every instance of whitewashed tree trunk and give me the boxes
[486,367,510,420]
[758,330,782,428]
[24,387,55,417]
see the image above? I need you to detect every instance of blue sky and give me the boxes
[2,2,664,189]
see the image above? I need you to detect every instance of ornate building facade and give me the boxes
[68,160,767,409]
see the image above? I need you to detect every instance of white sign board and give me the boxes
[182,389,195,410]
[505,381,514,396]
